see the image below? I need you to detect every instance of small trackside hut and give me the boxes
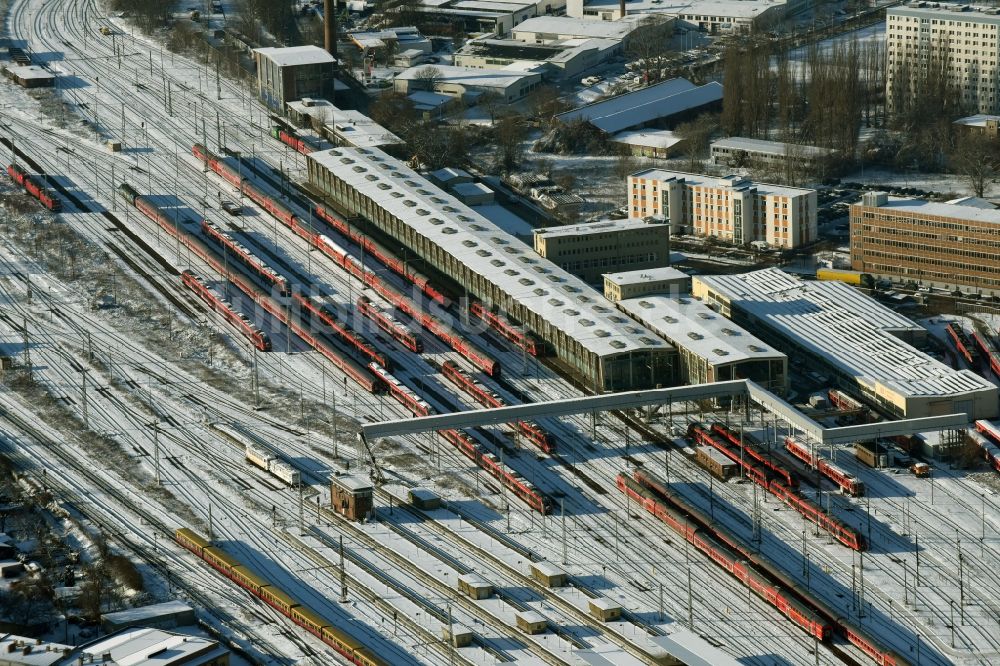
[530,561,567,588]
[515,610,547,635]
[588,597,622,622]
[457,572,494,600]
[330,474,373,521]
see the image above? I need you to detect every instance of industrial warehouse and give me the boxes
[307,146,674,391]
[693,268,999,419]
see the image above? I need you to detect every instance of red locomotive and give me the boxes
[710,422,798,489]
[784,436,864,497]
[438,428,551,514]
[946,322,980,367]
[7,164,61,211]
[973,330,1000,379]
[119,182,385,395]
[468,302,546,356]
[618,472,832,640]
[181,270,271,351]
[440,360,554,453]
[357,295,423,353]
[369,362,433,417]
[200,219,290,296]
[688,423,865,551]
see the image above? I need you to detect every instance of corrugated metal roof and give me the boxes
[695,269,996,400]
[556,78,722,134]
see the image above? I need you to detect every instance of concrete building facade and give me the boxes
[603,266,691,301]
[393,64,543,103]
[628,170,817,248]
[886,4,1000,114]
[565,0,796,33]
[533,218,670,283]
[710,137,836,171]
[254,46,337,112]
[849,191,1000,295]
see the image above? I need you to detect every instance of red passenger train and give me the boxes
[369,362,433,417]
[200,219,290,296]
[973,330,1000,379]
[784,436,865,497]
[295,294,391,369]
[7,164,61,211]
[946,322,979,367]
[192,144,498,376]
[710,422,798,489]
[440,360,554,453]
[688,423,865,551]
[973,421,1000,473]
[118,182,385,395]
[437,428,551,514]
[357,295,423,353]
[181,270,271,351]
[271,126,323,155]
[468,302,546,356]
[617,472,832,640]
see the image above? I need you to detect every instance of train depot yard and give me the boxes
[0,1,998,666]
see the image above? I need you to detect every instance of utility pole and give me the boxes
[153,423,160,486]
[208,504,214,541]
[332,392,339,459]
[21,317,30,379]
[561,499,567,565]
[80,369,88,427]
[958,545,965,624]
[298,482,305,535]
[339,535,347,602]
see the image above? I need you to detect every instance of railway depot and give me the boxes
[307,146,675,391]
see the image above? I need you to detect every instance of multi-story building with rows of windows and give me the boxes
[850,191,1000,296]
[626,169,817,248]
[886,3,1000,114]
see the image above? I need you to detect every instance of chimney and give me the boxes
[619,0,625,18]
[324,0,337,58]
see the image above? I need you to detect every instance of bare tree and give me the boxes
[952,132,1000,197]
[674,113,719,171]
[495,113,528,173]
[412,65,443,92]
[625,16,674,83]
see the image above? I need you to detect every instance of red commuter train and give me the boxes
[294,294,391,370]
[973,420,1000,473]
[784,436,865,497]
[946,322,979,367]
[357,295,423,353]
[271,126,323,155]
[369,362,433,417]
[200,219,289,296]
[191,144,498,375]
[7,163,61,211]
[618,472,832,640]
[710,422,798,489]
[118,182,385,395]
[181,270,271,351]
[468,302,546,356]
[973,330,1000,379]
[440,360,554,453]
[437,428,551,514]
[688,423,865,551]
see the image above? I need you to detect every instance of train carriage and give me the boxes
[230,565,269,595]
[201,546,240,576]
[291,605,331,637]
[175,527,209,556]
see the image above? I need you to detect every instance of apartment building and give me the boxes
[627,170,817,248]
[886,3,1000,114]
[850,191,1000,295]
[533,218,670,283]
[254,46,337,112]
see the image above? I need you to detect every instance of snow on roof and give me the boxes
[430,167,473,183]
[631,168,814,199]
[617,294,784,367]
[79,628,228,665]
[611,129,685,150]
[102,601,193,625]
[458,572,492,586]
[945,196,998,210]
[581,0,787,19]
[7,65,54,80]
[588,597,622,611]
[397,64,539,88]
[556,78,722,134]
[694,268,995,399]
[859,195,1000,226]
[891,2,1000,22]
[531,561,566,576]
[651,628,745,666]
[332,474,373,491]
[711,136,835,158]
[0,635,69,666]
[954,113,1000,127]
[512,15,644,40]
[452,181,493,197]
[604,266,689,286]
[309,147,671,359]
[533,217,665,238]
[254,45,335,67]
[407,90,453,109]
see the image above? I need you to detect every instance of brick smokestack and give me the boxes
[324,0,337,58]
[619,0,625,18]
